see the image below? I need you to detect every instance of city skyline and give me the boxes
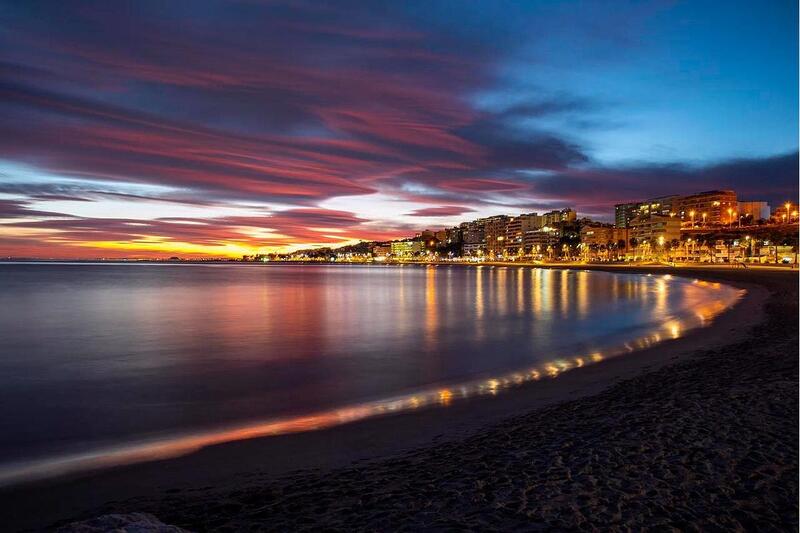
[0,1,798,258]
[270,190,797,263]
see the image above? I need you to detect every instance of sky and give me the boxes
[0,0,797,258]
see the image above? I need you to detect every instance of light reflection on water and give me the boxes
[0,264,743,485]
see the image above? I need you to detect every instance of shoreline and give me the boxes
[2,258,798,271]
[2,266,795,531]
[0,267,741,489]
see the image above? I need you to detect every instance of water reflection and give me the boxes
[0,264,744,486]
[424,266,438,351]
[577,271,589,318]
[559,269,569,316]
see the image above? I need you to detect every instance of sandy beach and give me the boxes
[2,266,796,531]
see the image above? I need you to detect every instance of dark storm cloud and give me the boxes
[529,151,800,218]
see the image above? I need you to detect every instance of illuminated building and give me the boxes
[615,202,642,228]
[630,214,681,244]
[675,190,737,226]
[372,244,391,257]
[524,226,560,252]
[638,195,680,218]
[580,223,617,247]
[484,215,510,258]
[542,208,576,226]
[505,213,543,255]
[579,224,631,260]
[460,218,487,256]
[616,196,678,228]
[462,242,484,256]
[444,226,462,245]
[390,240,425,256]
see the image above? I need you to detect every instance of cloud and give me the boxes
[0,198,76,219]
[0,1,795,256]
[407,205,476,217]
[527,151,800,219]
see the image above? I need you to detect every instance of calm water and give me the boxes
[0,263,741,481]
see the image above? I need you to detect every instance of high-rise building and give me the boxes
[619,190,738,228]
[460,218,487,255]
[504,217,524,256]
[444,226,462,244]
[522,212,545,230]
[630,214,681,244]
[675,190,737,226]
[504,212,543,255]
[638,195,680,218]
[542,208,576,226]
[484,215,510,258]
[614,202,642,228]
[524,227,560,253]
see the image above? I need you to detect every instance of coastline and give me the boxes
[0,267,741,489]
[2,265,796,531]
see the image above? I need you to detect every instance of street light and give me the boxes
[702,212,707,226]
[689,210,695,227]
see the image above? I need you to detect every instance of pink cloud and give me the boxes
[407,205,476,217]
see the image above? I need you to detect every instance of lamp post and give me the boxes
[689,210,695,227]
[702,212,707,226]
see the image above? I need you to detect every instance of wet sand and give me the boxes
[3,266,797,531]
